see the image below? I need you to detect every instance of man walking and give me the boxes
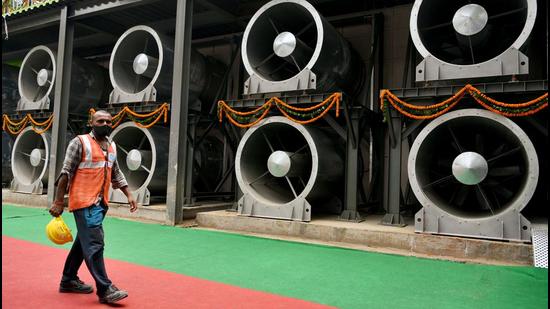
[49,110,137,304]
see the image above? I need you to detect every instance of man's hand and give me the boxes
[119,186,138,213]
[49,201,64,217]
[128,195,138,213]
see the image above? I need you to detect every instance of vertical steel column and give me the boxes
[339,111,362,222]
[184,116,196,204]
[47,6,74,205]
[381,16,407,226]
[381,107,406,226]
[166,0,193,225]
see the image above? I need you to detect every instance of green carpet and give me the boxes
[2,204,548,309]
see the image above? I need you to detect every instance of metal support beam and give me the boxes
[381,108,406,226]
[339,111,363,222]
[185,117,197,204]
[166,0,194,225]
[47,6,74,205]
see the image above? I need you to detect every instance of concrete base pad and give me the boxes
[196,210,534,266]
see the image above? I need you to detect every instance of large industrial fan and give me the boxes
[109,25,224,107]
[109,122,228,205]
[410,0,537,81]
[17,45,107,111]
[408,109,538,241]
[108,122,169,205]
[10,127,51,194]
[235,116,344,221]
[241,0,364,95]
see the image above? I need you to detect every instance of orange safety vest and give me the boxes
[68,134,117,212]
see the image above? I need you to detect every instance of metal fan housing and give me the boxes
[408,109,539,241]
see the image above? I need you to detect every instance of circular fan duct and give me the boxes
[18,45,106,111]
[408,109,538,241]
[410,0,537,81]
[241,0,364,95]
[10,126,51,194]
[2,132,14,185]
[108,122,169,205]
[109,25,225,108]
[2,64,20,114]
[235,116,344,221]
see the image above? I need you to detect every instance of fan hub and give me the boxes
[452,151,488,185]
[452,4,488,36]
[36,69,50,87]
[267,150,291,177]
[133,53,150,75]
[273,32,297,58]
[30,148,43,167]
[126,149,143,171]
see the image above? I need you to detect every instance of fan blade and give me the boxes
[475,134,484,155]
[249,170,270,186]
[261,131,275,152]
[295,21,314,37]
[475,185,494,214]
[419,21,453,32]
[467,36,475,64]
[490,144,505,157]
[453,185,470,207]
[284,176,298,198]
[290,144,308,158]
[487,146,520,164]
[267,16,280,34]
[254,52,277,70]
[488,166,521,177]
[447,126,465,153]
[289,54,302,72]
[488,7,527,20]
[422,174,454,189]
[32,86,44,102]
[492,185,514,200]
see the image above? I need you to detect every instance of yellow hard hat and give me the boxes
[46,216,73,245]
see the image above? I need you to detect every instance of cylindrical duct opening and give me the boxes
[408,109,538,219]
[236,116,343,206]
[18,45,107,112]
[110,26,165,95]
[242,0,364,95]
[11,127,50,186]
[18,46,56,104]
[110,122,169,195]
[411,0,536,65]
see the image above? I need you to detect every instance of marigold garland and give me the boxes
[89,103,169,129]
[380,84,548,121]
[217,92,342,128]
[2,114,54,135]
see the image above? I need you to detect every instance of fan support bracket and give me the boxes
[237,193,312,221]
[16,96,50,112]
[110,187,151,206]
[416,48,529,82]
[10,178,44,194]
[415,206,532,242]
[243,69,317,95]
[109,85,157,104]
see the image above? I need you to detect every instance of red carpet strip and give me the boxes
[2,236,334,309]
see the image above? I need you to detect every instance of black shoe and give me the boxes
[99,285,128,304]
[59,279,94,294]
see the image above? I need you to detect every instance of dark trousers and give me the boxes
[61,201,112,296]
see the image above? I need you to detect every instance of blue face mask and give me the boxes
[92,125,112,137]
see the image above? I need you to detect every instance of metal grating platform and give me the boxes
[531,224,548,268]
